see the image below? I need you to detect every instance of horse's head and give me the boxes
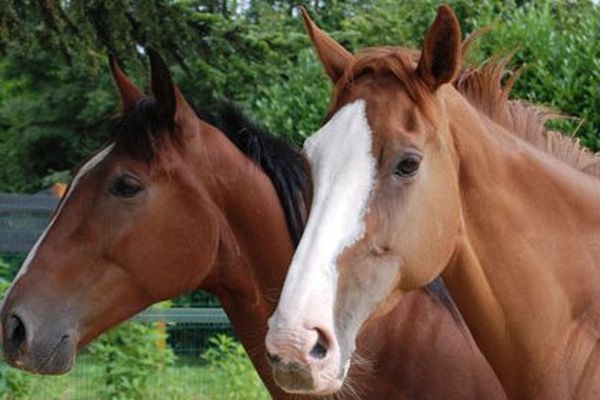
[0,50,225,374]
[266,6,464,394]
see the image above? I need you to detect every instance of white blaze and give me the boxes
[271,99,376,326]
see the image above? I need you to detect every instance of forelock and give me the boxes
[111,97,176,162]
[330,47,437,124]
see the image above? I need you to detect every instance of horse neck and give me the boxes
[189,124,299,398]
[441,89,600,398]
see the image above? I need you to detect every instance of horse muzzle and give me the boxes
[1,307,78,374]
[265,323,347,395]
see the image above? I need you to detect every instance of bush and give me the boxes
[201,334,268,400]
[249,48,331,142]
[88,308,175,400]
[0,258,11,292]
[0,1,598,194]
[464,0,600,150]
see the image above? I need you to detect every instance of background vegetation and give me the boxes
[0,329,268,400]
[0,0,598,193]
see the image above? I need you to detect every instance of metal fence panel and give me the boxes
[0,193,58,253]
[132,307,229,324]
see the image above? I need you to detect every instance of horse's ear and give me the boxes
[147,48,177,122]
[301,7,354,83]
[416,5,462,91]
[109,55,144,112]
[147,47,196,127]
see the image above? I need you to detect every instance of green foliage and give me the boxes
[172,290,221,308]
[468,0,600,149]
[0,0,598,195]
[201,334,267,399]
[0,363,30,400]
[250,48,331,142]
[0,255,24,282]
[0,257,12,292]
[0,46,116,192]
[88,319,175,400]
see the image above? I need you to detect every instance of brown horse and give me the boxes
[266,5,600,399]
[0,49,504,399]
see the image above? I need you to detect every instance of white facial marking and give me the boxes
[13,144,114,281]
[272,99,376,325]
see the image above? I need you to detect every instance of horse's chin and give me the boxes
[272,357,349,396]
[274,372,344,396]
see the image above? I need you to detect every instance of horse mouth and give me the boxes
[270,359,347,395]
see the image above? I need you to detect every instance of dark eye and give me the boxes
[110,174,143,198]
[394,154,422,177]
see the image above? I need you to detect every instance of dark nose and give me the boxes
[4,313,29,355]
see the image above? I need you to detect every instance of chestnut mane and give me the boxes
[455,55,600,178]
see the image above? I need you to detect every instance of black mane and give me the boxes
[111,98,175,162]
[110,98,307,245]
[213,103,307,245]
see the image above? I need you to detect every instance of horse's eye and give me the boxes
[110,174,143,198]
[394,154,422,177]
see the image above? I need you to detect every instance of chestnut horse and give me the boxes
[0,49,504,399]
[266,5,600,399]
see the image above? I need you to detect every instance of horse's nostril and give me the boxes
[309,341,327,359]
[267,351,282,365]
[309,331,329,360]
[6,314,27,352]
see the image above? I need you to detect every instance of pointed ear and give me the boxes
[108,55,144,111]
[301,7,354,83]
[147,47,196,126]
[417,5,462,91]
[147,47,177,122]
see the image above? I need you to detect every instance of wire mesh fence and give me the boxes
[0,193,268,399]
